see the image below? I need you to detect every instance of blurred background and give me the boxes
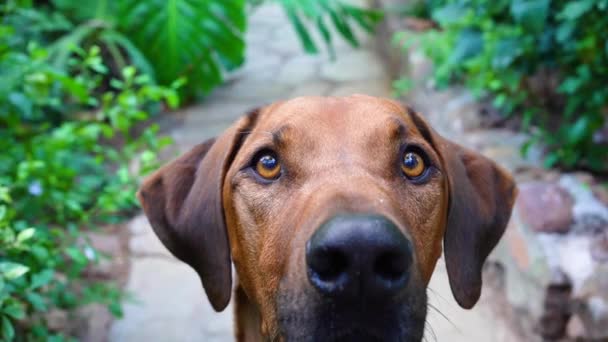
[1,0,606,341]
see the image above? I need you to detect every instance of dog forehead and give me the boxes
[254,95,420,141]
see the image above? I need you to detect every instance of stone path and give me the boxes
[109,4,522,341]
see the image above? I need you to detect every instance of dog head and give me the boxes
[138,95,517,341]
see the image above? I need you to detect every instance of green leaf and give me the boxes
[99,30,156,80]
[316,16,335,58]
[0,262,29,280]
[8,92,33,117]
[559,0,594,20]
[3,302,25,320]
[2,316,14,341]
[16,228,35,243]
[108,302,123,318]
[343,5,383,33]
[492,38,522,68]
[280,0,379,55]
[544,152,561,168]
[556,22,576,43]
[65,247,88,265]
[25,292,46,312]
[117,0,247,98]
[432,4,467,26]
[30,270,54,290]
[449,29,483,64]
[285,6,319,53]
[568,116,591,144]
[330,9,358,47]
[510,0,549,32]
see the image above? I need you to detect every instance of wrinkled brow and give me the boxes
[404,107,435,146]
[388,116,408,140]
[271,124,293,148]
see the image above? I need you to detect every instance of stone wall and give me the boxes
[371,1,608,339]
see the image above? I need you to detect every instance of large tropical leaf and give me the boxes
[115,0,247,98]
[46,0,381,99]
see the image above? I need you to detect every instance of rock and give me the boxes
[592,184,608,207]
[539,234,594,293]
[46,309,69,331]
[517,182,574,233]
[539,274,572,340]
[214,80,291,102]
[320,50,385,82]
[491,208,552,319]
[591,231,608,262]
[571,214,608,235]
[566,314,586,339]
[229,48,282,82]
[572,171,595,186]
[75,304,113,342]
[276,55,321,85]
[84,232,122,256]
[577,266,608,339]
[329,79,391,97]
[559,175,608,222]
[288,80,333,97]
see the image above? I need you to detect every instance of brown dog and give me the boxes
[137,95,517,341]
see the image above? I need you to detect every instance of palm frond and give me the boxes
[276,0,383,57]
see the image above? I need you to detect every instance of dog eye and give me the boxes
[401,151,425,179]
[255,153,281,180]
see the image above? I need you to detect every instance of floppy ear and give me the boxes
[136,110,259,311]
[407,108,517,309]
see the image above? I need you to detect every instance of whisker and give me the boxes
[427,302,462,334]
[427,286,451,305]
[424,319,437,342]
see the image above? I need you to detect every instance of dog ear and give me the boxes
[137,110,260,311]
[407,108,517,309]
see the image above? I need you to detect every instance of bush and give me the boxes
[7,0,382,100]
[0,1,383,339]
[396,0,608,172]
[0,17,178,340]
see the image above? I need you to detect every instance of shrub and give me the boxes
[7,0,382,100]
[396,0,608,172]
[0,19,178,340]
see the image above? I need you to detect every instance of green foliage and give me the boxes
[5,0,381,100]
[0,17,177,339]
[274,0,383,57]
[396,0,608,172]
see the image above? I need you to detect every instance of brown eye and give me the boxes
[255,153,281,180]
[401,151,425,178]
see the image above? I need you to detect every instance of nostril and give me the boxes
[374,251,408,281]
[309,248,349,282]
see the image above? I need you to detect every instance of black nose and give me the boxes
[306,214,412,301]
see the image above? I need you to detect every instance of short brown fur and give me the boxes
[138,95,517,341]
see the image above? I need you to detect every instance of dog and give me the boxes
[137,95,517,341]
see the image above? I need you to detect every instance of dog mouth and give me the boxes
[323,328,386,342]
[277,295,427,342]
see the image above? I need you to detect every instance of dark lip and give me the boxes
[322,328,386,342]
[307,307,408,341]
